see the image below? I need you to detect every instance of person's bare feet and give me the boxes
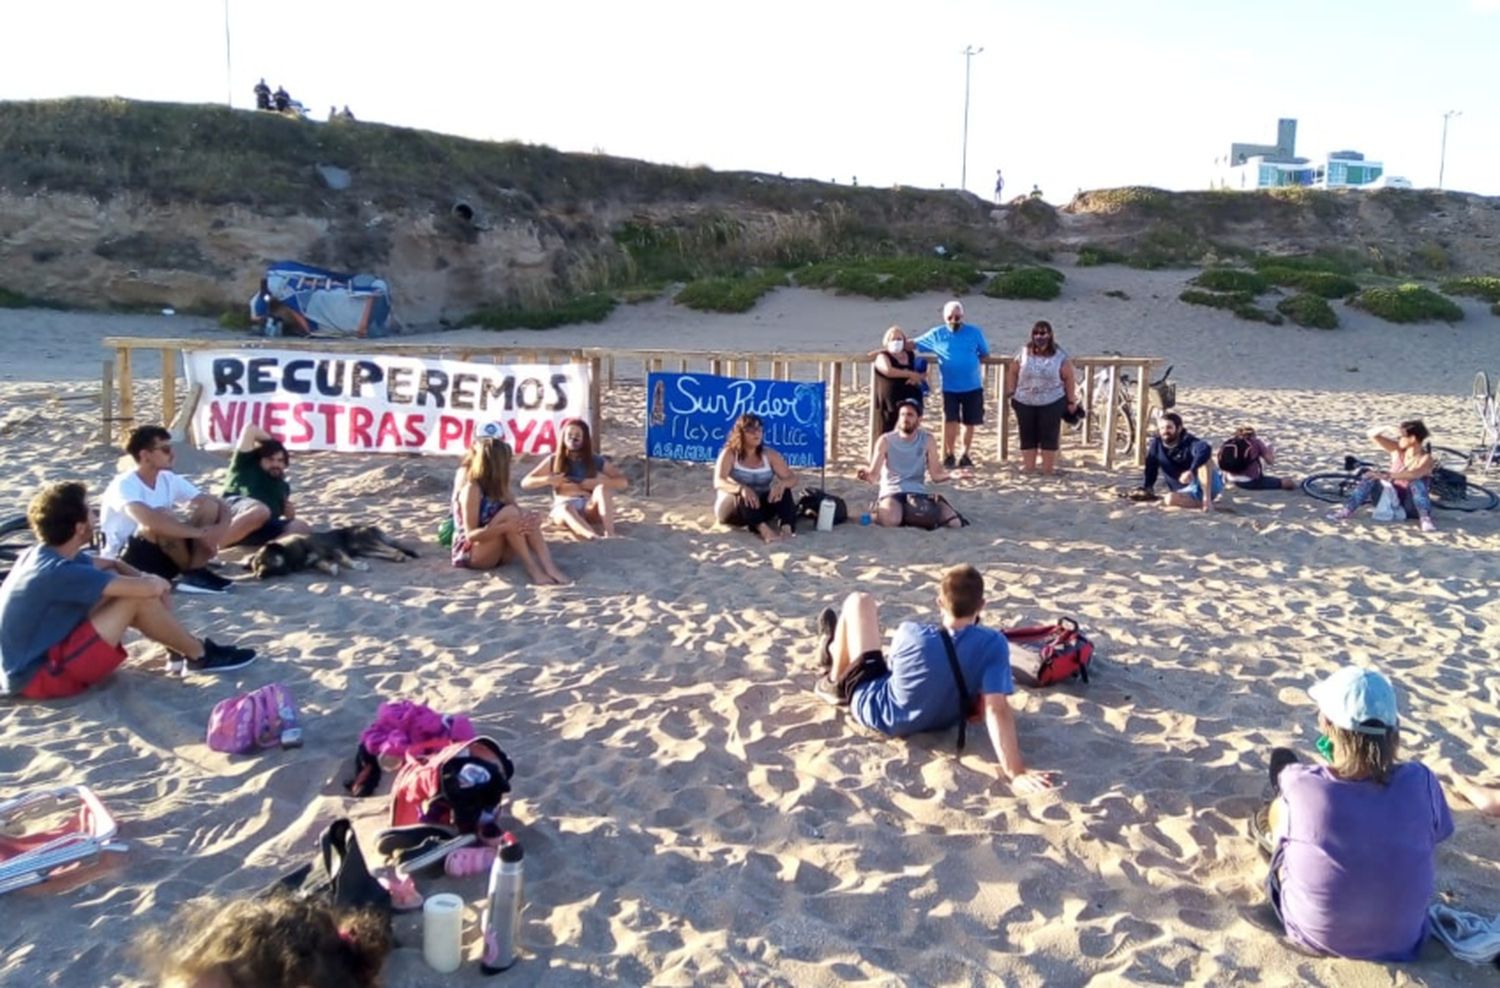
[1454,777,1500,817]
[754,523,778,544]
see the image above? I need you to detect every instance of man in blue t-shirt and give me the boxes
[914,300,990,469]
[812,565,1059,795]
[0,482,257,698]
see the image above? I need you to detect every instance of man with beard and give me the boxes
[856,399,962,528]
[222,424,315,547]
[1139,411,1223,511]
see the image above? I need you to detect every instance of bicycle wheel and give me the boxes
[1431,446,1474,471]
[1474,370,1492,416]
[1431,477,1500,512]
[1302,473,1357,504]
[1110,403,1134,458]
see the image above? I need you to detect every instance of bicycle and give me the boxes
[1088,364,1175,459]
[1473,370,1498,472]
[1301,447,1499,512]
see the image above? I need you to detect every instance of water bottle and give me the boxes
[480,834,524,974]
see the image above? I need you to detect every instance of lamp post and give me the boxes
[224,0,233,108]
[1439,109,1461,190]
[960,45,984,193]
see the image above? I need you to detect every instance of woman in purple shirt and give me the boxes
[1260,666,1453,961]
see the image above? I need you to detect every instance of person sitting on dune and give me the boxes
[99,425,235,593]
[855,399,961,528]
[1216,425,1297,492]
[138,892,391,988]
[521,418,628,539]
[713,413,800,543]
[1,482,256,698]
[1255,666,1452,961]
[221,423,314,549]
[1138,412,1221,511]
[1327,421,1438,533]
[811,565,1059,795]
[451,436,568,585]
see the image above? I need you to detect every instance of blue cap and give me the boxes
[1308,666,1399,736]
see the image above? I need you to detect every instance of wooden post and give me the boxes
[996,361,1011,463]
[1102,369,1118,471]
[607,356,616,388]
[829,361,843,462]
[1082,361,1097,446]
[711,358,723,377]
[101,359,114,447]
[588,356,603,445]
[1135,361,1152,468]
[679,358,688,373]
[117,347,135,430]
[160,347,177,427]
[868,362,881,457]
[746,359,758,379]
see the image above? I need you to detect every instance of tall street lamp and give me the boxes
[960,45,984,193]
[1439,109,1461,190]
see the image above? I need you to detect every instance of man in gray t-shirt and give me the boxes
[855,400,961,528]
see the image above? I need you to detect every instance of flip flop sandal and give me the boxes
[1248,803,1276,859]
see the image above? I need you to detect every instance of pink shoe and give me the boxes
[444,845,496,877]
[377,871,424,912]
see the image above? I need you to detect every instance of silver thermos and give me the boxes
[480,834,524,974]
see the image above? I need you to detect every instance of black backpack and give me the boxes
[1217,435,1258,474]
[797,488,848,525]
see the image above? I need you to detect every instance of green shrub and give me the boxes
[1252,251,1363,277]
[1347,284,1464,324]
[462,291,618,330]
[1076,244,1127,267]
[1179,289,1255,310]
[1276,293,1339,329]
[1440,276,1500,303]
[217,308,253,330]
[1258,267,1360,298]
[984,266,1063,300]
[674,271,787,313]
[0,286,32,308]
[793,256,982,300]
[1190,268,1268,294]
[1233,303,1284,325]
[1035,266,1066,284]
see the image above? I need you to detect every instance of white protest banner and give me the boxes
[183,349,590,456]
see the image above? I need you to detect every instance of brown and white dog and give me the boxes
[246,525,417,579]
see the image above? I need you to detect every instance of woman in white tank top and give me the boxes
[1004,320,1079,476]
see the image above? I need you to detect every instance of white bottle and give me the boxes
[816,497,837,532]
[480,835,524,974]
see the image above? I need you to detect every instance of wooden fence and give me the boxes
[100,338,1163,468]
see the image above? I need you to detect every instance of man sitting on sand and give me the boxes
[0,482,256,698]
[1138,412,1222,511]
[812,565,1059,795]
[855,399,961,528]
[221,423,313,548]
[100,425,235,593]
[914,300,990,469]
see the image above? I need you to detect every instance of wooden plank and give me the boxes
[829,361,843,462]
[160,347,177,427]
[868,362,881,458]
[101,360,114,447]
[607,356,615,388]
[1082,362,1097,446]
[118,348,135,430]
[678,358,687,374]
[1135,361,1152,468]
[1101,372,1118,471]
[587,357,603,446]
[996,363,1010,462]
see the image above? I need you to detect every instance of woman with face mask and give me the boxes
[521,418,629,539]
[872,326,928,436]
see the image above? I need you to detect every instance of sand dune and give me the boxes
[2,266,1499,986]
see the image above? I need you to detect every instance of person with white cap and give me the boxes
[1259,666,1453,960]
[913,300,990,469]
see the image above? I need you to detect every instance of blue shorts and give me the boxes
[1183,470,1226,502]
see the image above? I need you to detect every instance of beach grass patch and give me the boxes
[1232,303,1284,325]
[1076,244,1128,267]
[675,271,787,313]
[462,291,617,330]
[793,256,982,300]
[217,309,254,331]
[1276,293,1339,329]
[1347,284,1463,324]
[1190,268,1269,294]
[1179,289,1255,310]
[1258,267,1360,299]
[1251,251,1363,277]
[1440,276,1500,303]
[984,266,1064,300]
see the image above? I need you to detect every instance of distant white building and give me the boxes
[1213,119,1388,190]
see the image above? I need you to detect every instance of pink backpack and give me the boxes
[207,683,300,754]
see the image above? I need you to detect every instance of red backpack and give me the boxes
[1003,618,1094,687]
[390,736,514,833]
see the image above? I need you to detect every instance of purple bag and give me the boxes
[207,683,301,754]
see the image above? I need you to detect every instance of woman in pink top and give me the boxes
[1327,420,1437,532]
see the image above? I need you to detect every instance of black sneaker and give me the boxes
[942,454,956,469]
[814,673,847,707]
[177,568,233,595]
[958,454,975,469]
[813,607,837,672]
[186,638,258,673]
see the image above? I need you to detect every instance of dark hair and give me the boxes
[1028,320,1057,357]
[552,418,597,479]
[253,438,289,463]
[724,413,765,459]
[939,564,985,619]
[125,425,171,461]
[28,481,90,546]
[1160,412,1183,431]
[136,893,392,988]
[1398,419,1430,445]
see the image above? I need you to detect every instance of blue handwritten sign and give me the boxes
[645,373,826,467]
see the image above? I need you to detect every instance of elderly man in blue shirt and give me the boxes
[915,300,991,468]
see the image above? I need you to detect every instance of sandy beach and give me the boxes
[2,264,1499,987]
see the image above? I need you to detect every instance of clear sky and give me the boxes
[4,0,1497,198]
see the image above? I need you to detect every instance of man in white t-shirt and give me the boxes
[100,425,234,594]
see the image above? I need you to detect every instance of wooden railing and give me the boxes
[100,338,1162,468]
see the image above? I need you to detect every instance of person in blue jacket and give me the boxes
[1139,412,1222,511]
[914,300,990,469]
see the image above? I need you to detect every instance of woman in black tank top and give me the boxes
[874,326,925,435]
